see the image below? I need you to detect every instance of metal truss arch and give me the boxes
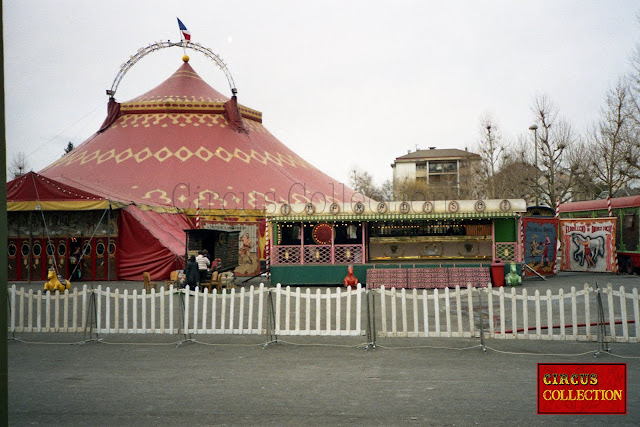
[107,40,237,98]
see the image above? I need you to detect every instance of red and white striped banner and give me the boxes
[195,202,200,229]
[607,196,618,273]
[265,220,270,272]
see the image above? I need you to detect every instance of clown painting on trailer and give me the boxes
[523,217,558,276]
[560,218,616,272]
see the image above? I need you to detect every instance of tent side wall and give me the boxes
[117,209,186,281]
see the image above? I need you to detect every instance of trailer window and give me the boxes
[622,213,638,251]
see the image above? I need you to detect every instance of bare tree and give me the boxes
[588,81,639,197]
[348,167,381,201]
[378,179,394,201]
[475,115,505,198]
[531,95,578,205]
[493,136,537,204]
[625,44,640,179]
[9,152,30,179]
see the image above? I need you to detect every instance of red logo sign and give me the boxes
[538,363,626,415]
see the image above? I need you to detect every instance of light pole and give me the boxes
[529,124,538,206]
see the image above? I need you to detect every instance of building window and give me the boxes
[429,161,457,173]
[416,162,427,170]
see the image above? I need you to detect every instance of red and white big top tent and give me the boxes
[9,42,359,281]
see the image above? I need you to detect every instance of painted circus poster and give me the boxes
[523,217,558,276]
[560,218,616,272]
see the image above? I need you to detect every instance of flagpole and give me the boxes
[177,17,188,56]
[178,30,186,56]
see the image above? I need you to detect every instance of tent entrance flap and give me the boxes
[118,206,191,280]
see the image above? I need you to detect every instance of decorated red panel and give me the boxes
[523,217,558,276]
[560,218,616,272]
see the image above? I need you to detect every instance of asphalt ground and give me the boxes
[7,272,640,426]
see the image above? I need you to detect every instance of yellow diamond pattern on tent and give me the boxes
[135,148,153,163]
[174,146,194,162]
[115,148,134,163]
[215,147,233,163]
[195,146,214,162]
[154,147,173,162]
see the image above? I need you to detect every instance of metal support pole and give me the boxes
[176,289,194,346]
[366,289,377,350]
[476,286,487,354]
[80,288,101,345]
[263,289,279,347]
[594,283,611,357]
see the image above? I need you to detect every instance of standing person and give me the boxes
[195,250,210,287]
[184,255,199,289]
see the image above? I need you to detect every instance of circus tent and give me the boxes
[40,60,356,211]
[7,56,359,281]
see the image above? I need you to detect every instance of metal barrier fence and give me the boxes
[7,283,639,344]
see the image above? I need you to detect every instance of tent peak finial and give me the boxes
[182,54,189,63]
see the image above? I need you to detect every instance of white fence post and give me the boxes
[72,288,78,332]
[466,284,474,338]
[257,284,264,334]
[434,288,440,337]
[380,286,387,337]
[238,287,245,333]
[487,284,494,338]
[584,284,591,340]
[423,289,429,337]
[534,290,541,338]
[455,286,463,337]
[570,286,577,340]
[607,284,616,340]
[401,288,408,337]
[412,288,419,337]
[546,289,552,339]
[633,287,640,343]
[315,288,321,335]
[305,288,311,334]
[294,287,301,335]
[27,289,34,332]
[522,288,528,339]
[499,286,505,338]
[511,287,517,338]
[619,286,628,342]
[284,285,291,334]
[275,284,281,335]
[325,288,331,336]
[444,287,451,338]
[558,288,565,339]
[10,286,16,333]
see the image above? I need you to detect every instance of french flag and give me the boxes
[177,18,191,41]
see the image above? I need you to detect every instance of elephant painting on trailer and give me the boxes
[571,234,605,268]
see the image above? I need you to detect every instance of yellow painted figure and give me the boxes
[44,270,71,292]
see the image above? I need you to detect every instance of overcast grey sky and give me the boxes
[4,1,640,187]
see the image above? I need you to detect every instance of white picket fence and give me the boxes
[272,284,363,336]
[375,283,640,343]
[6,282,640,343]
[7,284,265,335]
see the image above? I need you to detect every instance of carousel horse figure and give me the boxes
[343,265,359,288]
[44,269,71,292]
